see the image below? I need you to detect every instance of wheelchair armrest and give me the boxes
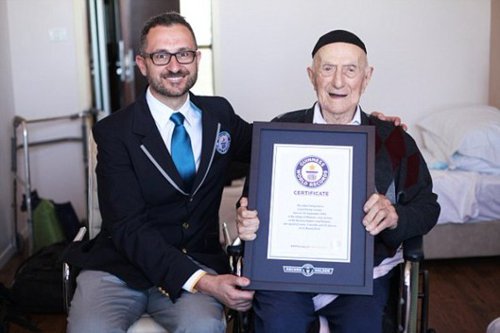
[72,226,88,242]
[226,242,244,277]
[226,244,244,258]
[402,235,424,262]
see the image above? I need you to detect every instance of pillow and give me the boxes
[450,152,500,175]
[416,105,500,168]
[419,147,449,170]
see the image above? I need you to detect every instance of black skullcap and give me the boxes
[312,30,367,57]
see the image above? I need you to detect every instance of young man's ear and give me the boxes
[136,55,148,77]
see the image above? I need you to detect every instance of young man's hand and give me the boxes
[371,111,408,131]
[195,273,254,311]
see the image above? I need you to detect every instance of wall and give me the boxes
[0,0,91,264]
[212,0,491,143]
[0,0,494,266]
[490,0,500,108]
[0,0,17,267]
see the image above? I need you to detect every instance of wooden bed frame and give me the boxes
[423,220,500,259]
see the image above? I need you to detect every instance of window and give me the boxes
[180,1,213,95]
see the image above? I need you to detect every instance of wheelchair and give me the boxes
[227,235,435,333]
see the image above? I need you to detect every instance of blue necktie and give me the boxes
[170,112,196,189]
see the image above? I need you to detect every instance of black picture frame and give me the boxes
[243,121,375,295]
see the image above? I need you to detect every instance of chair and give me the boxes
[386,236,434,333]
[63,131,167,333]
[218,176,434,333]
[226,235,433,333]
[63,225,167,333]
[216,169,434,331]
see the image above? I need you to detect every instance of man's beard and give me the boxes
[148,69,198,98]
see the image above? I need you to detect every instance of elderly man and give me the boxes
[237,30,440,333]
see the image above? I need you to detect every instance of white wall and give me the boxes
[490,0,500,108]
[0,0,91,263]
[0,0,17,267]
[212,0,491,143]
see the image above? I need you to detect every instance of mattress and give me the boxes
[430,169,500,224]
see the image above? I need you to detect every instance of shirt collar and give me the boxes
[313,103,361,126]
[146,88,196,127]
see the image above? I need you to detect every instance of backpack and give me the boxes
[0,282,40,332]
[10,242,67,314]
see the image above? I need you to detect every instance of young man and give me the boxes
[65,12,254,333]
[237,30,440,333]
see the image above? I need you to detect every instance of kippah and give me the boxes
[312,30,367,57]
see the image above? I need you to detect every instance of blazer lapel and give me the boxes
[303,105,315,123]
[190,96,220,195]
[131,97,187,193]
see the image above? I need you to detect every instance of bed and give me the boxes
[423,169,500,259]
[416,104,500,259]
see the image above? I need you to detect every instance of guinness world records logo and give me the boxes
[295,156,329,187]
[216,131,231,154]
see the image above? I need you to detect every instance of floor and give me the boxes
[1,253,499,333]
[425,256,500,333]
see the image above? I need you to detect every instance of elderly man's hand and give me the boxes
[371,111,408,131]
[236,197,259,241]
[362,193,399,235]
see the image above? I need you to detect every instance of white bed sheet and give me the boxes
[430,169,500,224]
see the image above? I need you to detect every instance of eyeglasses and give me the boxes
[319,64,362,79]
[142,50,197,66]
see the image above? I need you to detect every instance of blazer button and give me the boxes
[182,222,190,229]
[182,248,187,254]
[158,287,169,297]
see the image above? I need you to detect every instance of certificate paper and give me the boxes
[268,144,353,262]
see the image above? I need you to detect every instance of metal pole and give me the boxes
[11,121,20,252]
[95,0,112,117]
[20,120,34,255]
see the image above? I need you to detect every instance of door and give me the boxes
[89,0,179,116]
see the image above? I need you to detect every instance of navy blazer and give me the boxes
[272,105,440,264]
[65,92,252,299]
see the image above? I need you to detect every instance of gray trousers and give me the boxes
[67,270,225,333]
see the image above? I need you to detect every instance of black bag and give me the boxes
[53,201,81,241]
[0,283,40,332]
[10,242,67,314]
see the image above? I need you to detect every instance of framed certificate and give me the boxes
[243,121,375,295]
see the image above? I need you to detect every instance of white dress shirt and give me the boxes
[146,88,206,293]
